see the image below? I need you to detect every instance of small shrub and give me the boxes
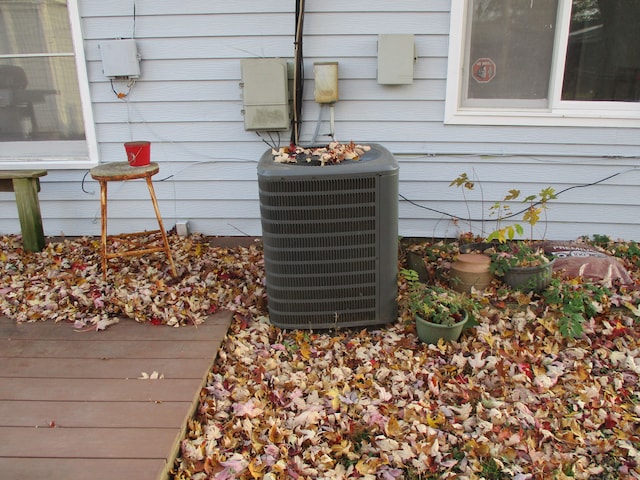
[542,278,611,339]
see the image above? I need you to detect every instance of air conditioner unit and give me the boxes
[257,143,399,329]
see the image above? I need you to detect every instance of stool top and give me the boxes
[90,162,159,181]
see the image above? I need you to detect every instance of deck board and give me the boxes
[0,312,232,480]
[0,458,167,480]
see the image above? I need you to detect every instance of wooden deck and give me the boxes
[0,311,232,480]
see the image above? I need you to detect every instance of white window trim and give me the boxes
[444,0,640,128]
[0,0,98,170]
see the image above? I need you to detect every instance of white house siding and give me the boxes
[1,0,639,241]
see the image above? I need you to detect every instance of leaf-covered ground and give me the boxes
[0,233,265,329]
[1,234,639,479]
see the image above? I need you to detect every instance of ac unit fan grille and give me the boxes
[261,176,376,194]
[264,233,376,250]
[266,271,376,289]
[264,245,376,263]
[264,258,375,276]
[261,204,376,222]
[262,219,375,236]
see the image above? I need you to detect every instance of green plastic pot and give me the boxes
[503,259,555,292]
[415,312,468,344]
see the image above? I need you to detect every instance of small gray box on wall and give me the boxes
[99,39,140,79]
[377,34,415,85]
[241,58,290,131]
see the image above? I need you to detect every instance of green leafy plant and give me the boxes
[451,173,557,276]
[450,173,556,244]
[542,277,611,339]
[451,172,556,244]
[401,268,479,325]
[486,186,557,244]
[489,241,553,277]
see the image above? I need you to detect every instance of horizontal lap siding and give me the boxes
[1,1,638,240]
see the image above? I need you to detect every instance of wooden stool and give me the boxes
[90,162,177,280]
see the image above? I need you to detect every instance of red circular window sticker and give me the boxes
[471,58,496,83]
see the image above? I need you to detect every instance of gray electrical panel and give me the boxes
[377,34,415,85]
[99,39,141,79]
[241,58,290,131]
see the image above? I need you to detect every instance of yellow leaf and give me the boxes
[356,457,383,475]
[426,412,445,428]
[268,423,284,443]
[299,344,311,360]
[248,457,264,478]
[328,388,340,410]
[385,415,401,437]
[623,301,640,317]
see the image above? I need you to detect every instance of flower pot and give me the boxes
[503,259,555,292]
[124,141,151,166]
[449,253,493,293]
[415,312,468,344]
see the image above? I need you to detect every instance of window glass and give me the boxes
[464,0,559,107]
[0,0,85,142]
[562,0,640,102]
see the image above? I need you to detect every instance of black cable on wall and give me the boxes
[291,0,305,146]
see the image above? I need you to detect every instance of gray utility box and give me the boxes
[257,143,399,330]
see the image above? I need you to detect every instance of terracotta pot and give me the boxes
[449,253,493,293]
[415,312,468,344]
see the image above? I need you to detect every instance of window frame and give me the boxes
[444,0,640,127]
[0,0,98,170]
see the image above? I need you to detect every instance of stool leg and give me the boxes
[145,177,177,277]
[99,180,108,280]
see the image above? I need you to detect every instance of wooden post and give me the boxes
[0,170,47,252]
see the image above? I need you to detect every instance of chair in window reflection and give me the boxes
[0,65,37,139]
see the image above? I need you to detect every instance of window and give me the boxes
[0,0,97,168]
[445,0,640,126]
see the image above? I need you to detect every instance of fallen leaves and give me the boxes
[272,141,371,166]
[169,238,640,479]
[0,233,266,328]
[2,233,639,478]
[172,305,639,479]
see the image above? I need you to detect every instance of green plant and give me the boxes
[489,241,552,277]
[401,268,479,325]
[450,172,483,235]
[542,277,611,339]
[479,457,510,480]
[486,186,557,244]
[450,173,556,244]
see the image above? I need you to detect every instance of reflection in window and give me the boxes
[0,0,85,141]
[464,0,558,108]
[562,0,640,102]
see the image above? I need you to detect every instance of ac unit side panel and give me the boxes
[376,168,400,324]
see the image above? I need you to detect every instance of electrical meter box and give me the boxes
[314,62,339,104]
[377,34,415,85]
[99,39,140,79]
[241,58,290,131]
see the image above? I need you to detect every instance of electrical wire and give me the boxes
[291,0,305,145]
[110,78,136,99]
[399,167,639,223]
[132,1,136,38]
[256,131,281,151]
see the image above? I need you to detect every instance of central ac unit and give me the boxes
[257,143,398,329]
